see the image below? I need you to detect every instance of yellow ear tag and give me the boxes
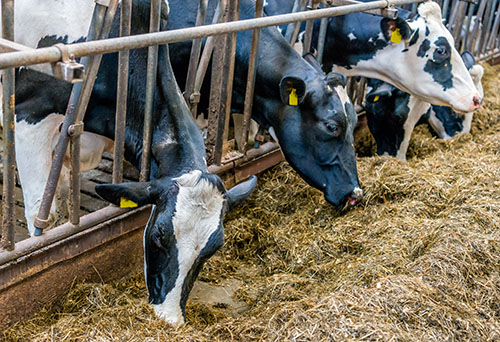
[391,28,402,44]
[373,95,380,102]
[289,88,298,106]
[120,197,138,208]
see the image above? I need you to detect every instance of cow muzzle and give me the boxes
[347,187,363,206]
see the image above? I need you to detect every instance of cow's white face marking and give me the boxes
[152,170,225,326]
[334,2,479,113]
[348,32,357,41]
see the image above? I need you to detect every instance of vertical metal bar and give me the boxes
[140,0,162,182]
[447,0,461,31]
[1,0,15,250]
[452,1,467,44]
[221,0,239,146]
[113,0,132,184]
[69,134,81,225]
[303,0,317,54]
[487,3,500,52]
[442,0,451,23]
[184,0,209,109]
[240,0,263,153]
[34,0,118,235]
[207,1,230,165]
[467,0,487,53]
[189,0,226,116]
[478,0,495,55]
[287,0,308,45]
[462,3,475,53]
[317,16,328,64]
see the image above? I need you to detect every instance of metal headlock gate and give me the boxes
[0,0,495,326]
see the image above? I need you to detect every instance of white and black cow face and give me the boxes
[274,69,362,207]
[95,171,257,326]
[336,2,481,114]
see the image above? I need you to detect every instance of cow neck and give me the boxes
[151,44,208,180]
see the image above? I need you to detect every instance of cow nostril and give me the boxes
[348,187,363,206]
[473,96,482,108]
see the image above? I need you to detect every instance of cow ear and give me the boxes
[95,181,154,208]
[460,50,475,70]
[381,17,412,44]
[226,175,257,211]
[326,72,347,88]
[366,82,396,102]
[280,76,306,106]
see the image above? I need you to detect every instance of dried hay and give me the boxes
[3,63,500,341]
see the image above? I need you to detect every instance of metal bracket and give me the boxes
[189,91,201,104]
[95,0,112,7]
[68,121,85,136]
[52,44,85,83]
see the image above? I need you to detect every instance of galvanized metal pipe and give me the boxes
[113,0,132,184]
[486,2,500,52]
[240,0,263,153]
[184,0,209,109]
[303,0,318,54]
[34,0,118,235]
[317,16,329,64]
[0,0,425,70]
[191,0,226,113]
[461,2,475,54]
[139,0,162,182]
[221,0,239,147]
[1,0,15,251]
[467,0,487,53]
[479,0,496,55]
[286,0,308,45]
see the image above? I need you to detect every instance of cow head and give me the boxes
[337,1,481,114]
[269,54,362,208]
[95,173,257,326]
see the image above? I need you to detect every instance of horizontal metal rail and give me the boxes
[0,0,424,70]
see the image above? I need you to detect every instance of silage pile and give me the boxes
[3,64,500,341]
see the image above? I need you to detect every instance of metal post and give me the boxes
[452,1,467,43]
[486,2,500,53]
[221,0,239,147]
[190,0,226,116]
[34,0,119,235]
[442,0,451,22]
[461,2,475,53]
[317,16,329,64]
[240,0,263,153]
[303,0,318,54]
[207,1,230,165]
[112,0,132,184]
[1,0,15,250]
[478,0,496,55]
[286,0,308,45]
[467,0,487,53]
[184,0,209,111]
[140,0,162,182]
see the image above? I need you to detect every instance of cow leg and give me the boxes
[65,132,114,172]
[15,113,67,236]
[395,98,431,161]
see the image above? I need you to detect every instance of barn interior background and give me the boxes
[0,0,499,340]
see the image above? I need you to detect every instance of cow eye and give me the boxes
[325,121,341,137]
[436,47,446,55]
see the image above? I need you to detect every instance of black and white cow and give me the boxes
[365,51,484,160]
[6,0,363,238]
[264,1,482,114]
[12,0,259,326]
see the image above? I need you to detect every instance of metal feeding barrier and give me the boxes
[0,0,426,254]
[3,0,498,326]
